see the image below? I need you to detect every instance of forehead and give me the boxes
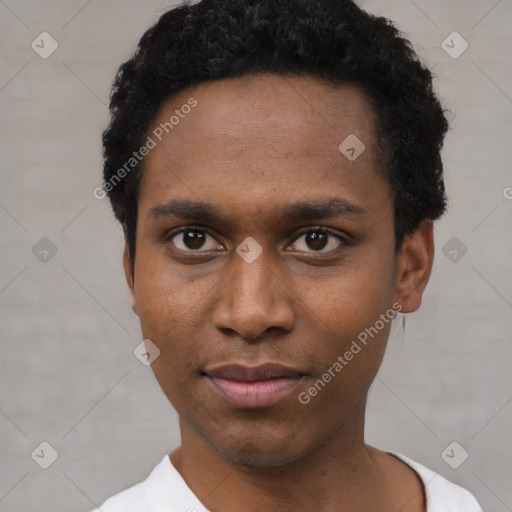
[149,73,378,155]
[138,73,389,221]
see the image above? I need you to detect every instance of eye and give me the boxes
[287,228,347,253]
[167,228,222,252]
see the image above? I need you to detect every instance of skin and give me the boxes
[123,73,434,512]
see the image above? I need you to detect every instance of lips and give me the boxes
[206,363,304,382]
[204,363,306,408]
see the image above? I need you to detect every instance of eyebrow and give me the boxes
[146,197,368,223]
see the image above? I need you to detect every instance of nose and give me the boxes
[212,248,295,341]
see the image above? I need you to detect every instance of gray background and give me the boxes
[1,0,511,510]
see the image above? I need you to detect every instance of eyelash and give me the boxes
[165,226,351,254]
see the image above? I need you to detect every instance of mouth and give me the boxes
[203,363,307,409]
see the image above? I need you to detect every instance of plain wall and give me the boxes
[1,0,511,510]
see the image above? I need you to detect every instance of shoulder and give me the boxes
[88,453,209,512]
[88,456,168,512]
[89,484,147,512]
[389,452,483,512]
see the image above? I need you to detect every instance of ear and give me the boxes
[393,219,435,314]
[123,241,138,316]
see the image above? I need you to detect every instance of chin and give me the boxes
[216,443,300,468]
[200,426,309,468]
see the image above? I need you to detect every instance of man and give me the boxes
[92,0,483,510]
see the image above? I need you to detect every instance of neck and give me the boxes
[170,397,398,512]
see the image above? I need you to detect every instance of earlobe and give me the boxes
[122,242,138,316]
[393,220,435,314]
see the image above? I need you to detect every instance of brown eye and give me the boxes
[288,229,346,253]
[170,228,220,252]
[304,231,329,251]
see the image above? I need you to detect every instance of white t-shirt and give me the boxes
[90,451,483,512]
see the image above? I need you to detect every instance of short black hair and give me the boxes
[102,0,449,264]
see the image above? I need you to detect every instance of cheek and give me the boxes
[134,249,204,328]
[133,272,189,380]
[300,251,396,375]
[302,290,392,413]
[305,254,395,332]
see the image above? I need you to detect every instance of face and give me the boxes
[124,73,433,467]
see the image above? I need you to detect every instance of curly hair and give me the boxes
[102,0,449,264]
